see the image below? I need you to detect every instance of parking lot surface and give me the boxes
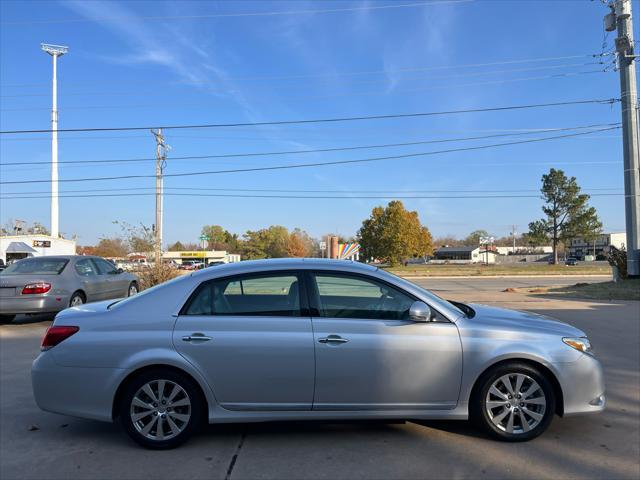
[1,276,638,480]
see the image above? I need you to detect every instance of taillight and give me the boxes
[41,326,79,351]
[22,282,52,294]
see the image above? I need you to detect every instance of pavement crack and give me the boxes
[224,430,247,480]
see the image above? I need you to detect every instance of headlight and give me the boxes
[563,337,592,354]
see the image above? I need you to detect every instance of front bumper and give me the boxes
[555,352,606,416]
[0,294,69,315]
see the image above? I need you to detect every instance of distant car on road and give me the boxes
[31,259,604,449]
[565,257,578,266]
[0,255,139,323]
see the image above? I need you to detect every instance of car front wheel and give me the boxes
[471,363,556,442]
[119,370,204,449]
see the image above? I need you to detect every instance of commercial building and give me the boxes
[495,246,553,255]
[0,235,76,264]
[433,246,497,264]
[568,232,626,259]
[162,250,241,266]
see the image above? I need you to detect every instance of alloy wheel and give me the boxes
[70,295,84,307]
[130,380,192,441]
[485,373,546,434]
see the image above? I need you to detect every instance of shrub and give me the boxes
[606,246,627,279]
[136,263,180,290]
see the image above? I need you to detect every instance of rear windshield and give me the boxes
[2,258,68,275]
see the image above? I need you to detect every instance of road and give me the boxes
[1,276,638,480]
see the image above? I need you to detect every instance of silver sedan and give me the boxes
[31,259,604,449]
[0,255,139,323]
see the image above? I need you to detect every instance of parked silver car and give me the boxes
[31,259,604,449]
[0,255,139,323]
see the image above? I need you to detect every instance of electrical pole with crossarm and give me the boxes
[605,0,640,277]
[151,129,169,264]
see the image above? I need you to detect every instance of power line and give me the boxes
[0,61,603,98]
[0,98,619,135]
[0,126,621,185]
[1,186,623,197]
[0,192,631,201]
[0,1,470,26]
[0,53,600,88]
[0,123,620,166]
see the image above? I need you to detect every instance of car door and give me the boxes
[173,271,315,411]
[308,271,463,411]
[93,258,127,299]
[72,258,104,302]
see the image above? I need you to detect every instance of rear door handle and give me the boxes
[318,335,349,344]
[182,333,212,342]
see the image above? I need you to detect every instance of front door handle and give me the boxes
[182,333,212,342]
[318,335,349,344]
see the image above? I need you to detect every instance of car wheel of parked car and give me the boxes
[119,369,204,449]
[471,362,555,442]
[128,282,139,297]
[0,314,15,324]
[68,292,85,308]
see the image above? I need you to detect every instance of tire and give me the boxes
[470,362,556,442]
[127,282,139,297]
[118,369,204,449]
[68,292,85,308]
[0,315,15,324]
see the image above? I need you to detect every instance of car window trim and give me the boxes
[179,269,310,318]
[306,269,449,322]
[74,258,97,277]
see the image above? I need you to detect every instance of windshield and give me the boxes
[377,269,465,317]
[2,258,68,275]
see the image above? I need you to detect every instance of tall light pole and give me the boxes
[605,1,640,277]
[41,43,68,239]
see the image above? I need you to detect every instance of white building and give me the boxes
[0,235,76,264]
[162,250,241,266]
[568,232,626,259]
[433,246,497,264]
[495,246,553,256]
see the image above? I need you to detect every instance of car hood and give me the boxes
[468,303,585,337]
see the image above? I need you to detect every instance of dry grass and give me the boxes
[386,263,612,277]
[508,279,640,301]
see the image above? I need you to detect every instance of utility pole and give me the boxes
[605,0,640,277]
[41,43,68,239]
[151,129,169,264]
[511,224,517,255]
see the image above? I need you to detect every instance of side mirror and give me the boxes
[116,268,124,274]
[409,301,433,322]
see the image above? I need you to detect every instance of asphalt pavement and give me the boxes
[1,276,638,480]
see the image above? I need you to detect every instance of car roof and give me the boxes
[191,258,377,278]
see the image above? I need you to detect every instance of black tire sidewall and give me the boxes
[0,315,15,324]
[118,369,204,449]
[472,363,556,442]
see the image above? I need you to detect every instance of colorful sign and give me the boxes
[337,243,361,260]
[179,251,207,258]
[32,240,51,248]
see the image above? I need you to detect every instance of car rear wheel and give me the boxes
[119,369,204,449]
[128,282,138,297]
[0,314,15,324]
[68,292,85,308]
[471,363,556,442]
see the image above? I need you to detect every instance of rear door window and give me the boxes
[183,273,302,317]
[74,259,97,277]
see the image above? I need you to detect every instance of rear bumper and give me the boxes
[31,351,123,422]
[0,294,69,315]
[555,353,606,416]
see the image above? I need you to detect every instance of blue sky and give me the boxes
[0,0,635,246]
